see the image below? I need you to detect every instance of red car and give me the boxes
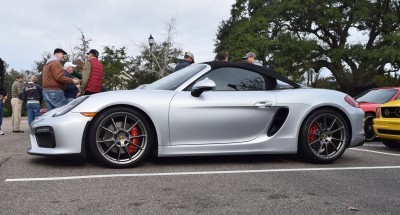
[355,87,400,141]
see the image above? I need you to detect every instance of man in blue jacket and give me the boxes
[174,51,194,72]
[63,62,79,103]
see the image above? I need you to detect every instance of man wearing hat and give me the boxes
[80,49,104,95]
[63,62,80,103]
[174,51,195,72]
[42,48,80,111]
[242,52,257,64]
[242,52,263,66]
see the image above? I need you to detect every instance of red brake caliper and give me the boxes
[308,123,318,143]
[129,127,138,154]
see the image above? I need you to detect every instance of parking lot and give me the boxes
[1,117,400,214]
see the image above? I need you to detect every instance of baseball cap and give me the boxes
[242,52,256,59]
[184,51,194,62]
[54,48,67,55]
[63,62,77,70]
[87,49,99,57]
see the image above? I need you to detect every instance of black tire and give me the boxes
[382,139,400,149]
[88,107,155,167]
[364,113,376,141]
[298,109,350,163]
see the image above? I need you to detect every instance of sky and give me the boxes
[0,0,236,72]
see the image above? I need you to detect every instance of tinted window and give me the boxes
[355,89,397,104]
[145,64,207,90]
[197,67,267,91]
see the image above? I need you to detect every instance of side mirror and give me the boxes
[191,78,216,97]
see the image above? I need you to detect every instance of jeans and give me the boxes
[0,101,3,130]
[65,97,75,103]
[43,90,67,112]
[27,102,41,125]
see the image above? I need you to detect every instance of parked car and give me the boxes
[373,100,400,148]
[28,62,365,167]
[354,87,400,141]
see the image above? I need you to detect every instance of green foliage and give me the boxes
[372,74,400,87]
[101,46,133,90]
[2,107,10,117]
[314,76,340,91]
[216,0,400,95]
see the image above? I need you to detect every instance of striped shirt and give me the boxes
[11,80,24,99]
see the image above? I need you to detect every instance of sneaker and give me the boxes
[0,131,4,135]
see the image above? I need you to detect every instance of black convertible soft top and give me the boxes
[203,61,300,88]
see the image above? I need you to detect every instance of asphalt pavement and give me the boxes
[1,117,400,214]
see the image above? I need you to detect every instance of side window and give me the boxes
[199,67,267,91]
[396,94,400,100]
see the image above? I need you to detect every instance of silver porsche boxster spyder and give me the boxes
[28,61,365,167]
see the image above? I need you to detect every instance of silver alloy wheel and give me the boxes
[307,113,347,158]
[95,112,148,165]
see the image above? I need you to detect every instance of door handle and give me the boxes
[254,101,272,108]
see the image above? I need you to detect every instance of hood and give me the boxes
[379,99,400,108]
[46,56,59,65]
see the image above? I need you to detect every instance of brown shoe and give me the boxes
[12,130,24,133]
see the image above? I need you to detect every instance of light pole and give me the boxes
[148,34,155,71]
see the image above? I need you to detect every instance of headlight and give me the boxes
[376,107,381,118]
[53,96,89,117]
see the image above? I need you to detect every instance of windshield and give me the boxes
[355,89,397,104]
[145,64,207,90]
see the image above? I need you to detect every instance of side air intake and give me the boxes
[267,108,289,136]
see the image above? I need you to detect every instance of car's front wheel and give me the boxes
[364,113,376,141]
[88,107,155,167]
[298,109,350,163]
[382,139,400,149]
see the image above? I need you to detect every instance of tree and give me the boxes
[101,46,133,90]
[215,0,400,95]
[129,17,182,88]
[73,26,91,64]
[33,27,91,75]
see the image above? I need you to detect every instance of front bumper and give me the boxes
[27,111,92,156]
[373,117,400,141]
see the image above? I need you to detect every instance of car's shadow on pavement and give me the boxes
[147,154,301,166]
[30,156,88,168]
[27,154,301,169]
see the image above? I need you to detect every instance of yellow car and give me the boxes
[373,100,400,148]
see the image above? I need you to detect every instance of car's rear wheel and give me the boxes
[382,139,400,149]
[364,113,376,141]
[88,107,155,167]
[298,109,350,163]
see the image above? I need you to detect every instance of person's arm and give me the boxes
[54,63,74,85]
[71,70,82,80]
[38,85,43,104]
[2,89,7,103]
[22,86,26,101]
[11,82,18,98]
[65,82,78,92]
[80,61,91,94]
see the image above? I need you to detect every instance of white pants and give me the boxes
[11,98,22,131]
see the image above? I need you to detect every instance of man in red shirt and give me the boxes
[80,49,104,95]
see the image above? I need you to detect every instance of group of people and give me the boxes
[1,49,259,135]
[0,48,104,135]
[173,50,260,72]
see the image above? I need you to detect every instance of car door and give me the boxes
[169,67,277,145]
